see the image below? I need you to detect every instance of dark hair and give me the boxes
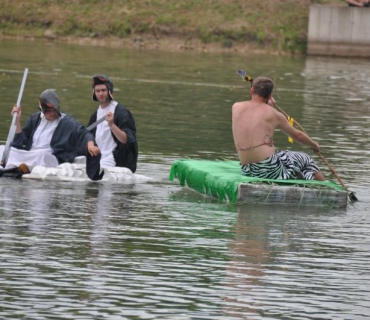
[252,77,274,98]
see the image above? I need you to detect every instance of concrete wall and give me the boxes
[308,5,370,57]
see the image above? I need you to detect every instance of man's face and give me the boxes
[44,108,59,121]
[94,84,110,103]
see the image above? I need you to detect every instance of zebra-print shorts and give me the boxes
[240,150,320,180]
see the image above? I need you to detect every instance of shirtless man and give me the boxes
[346,0,370,7]
[232,76,325,181]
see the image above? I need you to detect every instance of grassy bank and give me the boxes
[0,0,344,55]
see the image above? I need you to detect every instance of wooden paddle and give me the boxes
[273,102,358,202]
[1,68,29,168]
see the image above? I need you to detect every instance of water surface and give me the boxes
[0,39,369,319]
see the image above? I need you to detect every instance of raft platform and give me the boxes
[169,160,349,207]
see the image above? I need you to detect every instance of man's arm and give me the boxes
[106,111,128,144]
[276,111,320,152]
[346,0,365,6]
[11,105,23,133]
[109,106,137,145]
[87,141,101,156]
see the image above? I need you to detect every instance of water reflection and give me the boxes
[223,203,350,318]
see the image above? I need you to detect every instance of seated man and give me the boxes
[87,74,138,172]
[0,89,104,180]
[232,76,325,181]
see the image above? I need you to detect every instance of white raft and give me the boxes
[22,157,152,183]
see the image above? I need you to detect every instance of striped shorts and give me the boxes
[240,150,320,180]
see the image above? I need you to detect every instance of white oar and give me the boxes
[1,68,29,168]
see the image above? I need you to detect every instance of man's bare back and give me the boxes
[232,100,277,165]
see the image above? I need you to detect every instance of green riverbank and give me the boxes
[0,0,344,55]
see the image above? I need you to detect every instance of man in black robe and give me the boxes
[0,89,104,180]
[87,74,138,173]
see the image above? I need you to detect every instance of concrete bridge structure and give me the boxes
[308,5,370,57]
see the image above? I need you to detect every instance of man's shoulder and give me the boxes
[59,114,81,126]
[233,100,249,105]
[232,100,250,108]
[115,102,128,111]
[115,103,134,117]
[60,113,73,121]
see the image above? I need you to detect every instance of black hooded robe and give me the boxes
[87,104,138,173]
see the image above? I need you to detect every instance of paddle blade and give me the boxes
[237,69,246,79]
[237,69,253,83]
[349,192,358,202]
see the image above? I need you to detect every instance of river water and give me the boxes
[0,39,369,319]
